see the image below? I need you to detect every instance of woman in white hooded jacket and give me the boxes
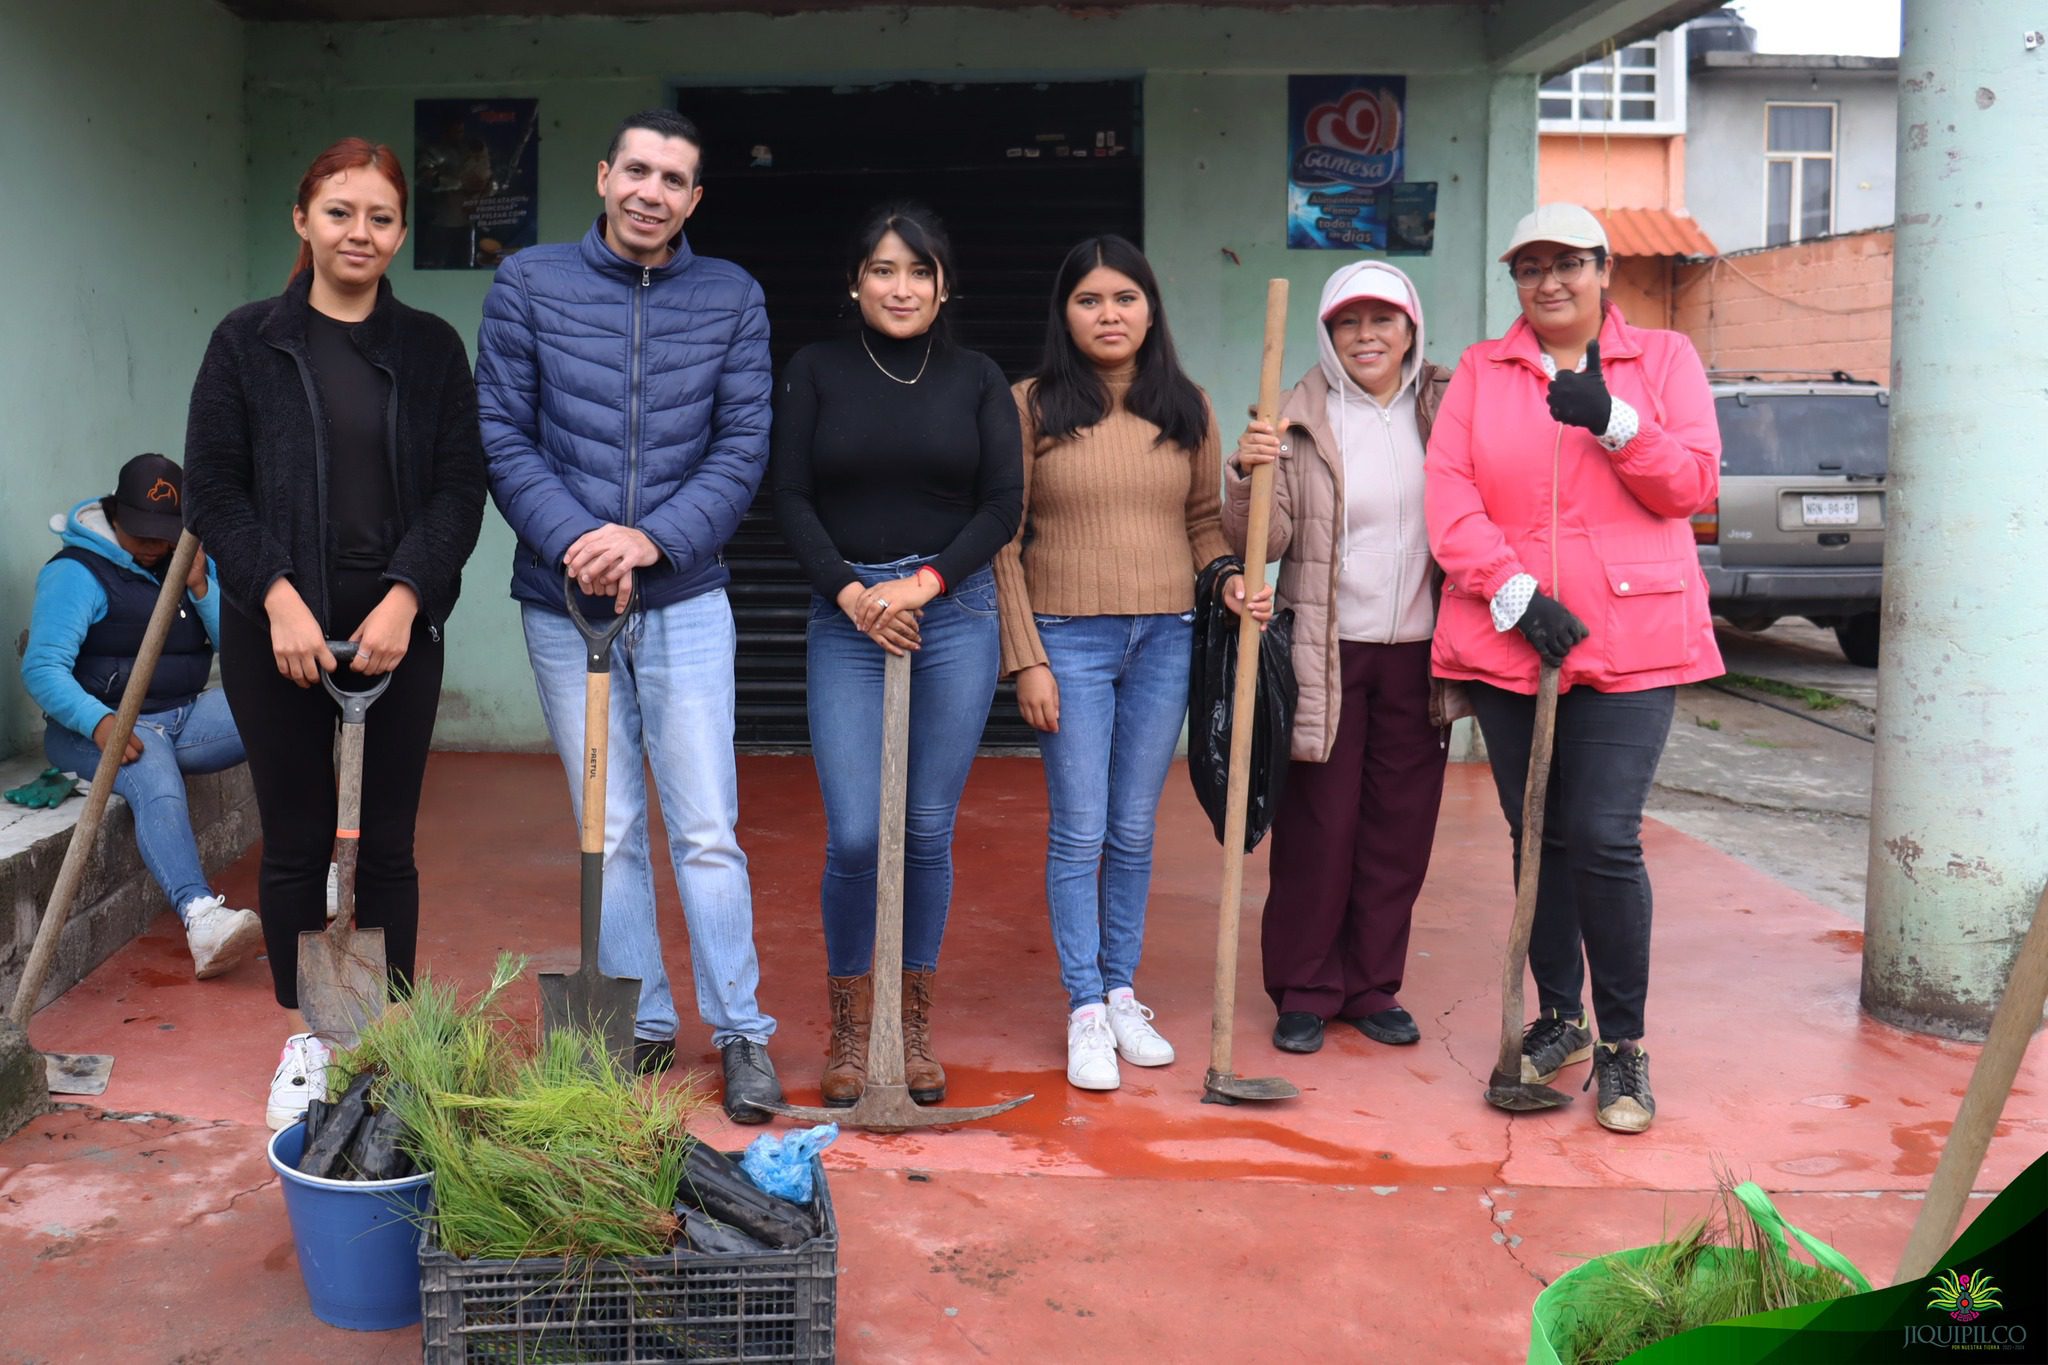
[1222,261,1456,1056]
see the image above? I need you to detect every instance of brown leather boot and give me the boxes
[821,973,871,1108]
[902,969,946,1103]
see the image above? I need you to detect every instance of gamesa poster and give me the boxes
[414,98,540,270]
[1287,76,1406,250]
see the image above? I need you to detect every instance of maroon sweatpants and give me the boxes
[1262,639,1448,1019]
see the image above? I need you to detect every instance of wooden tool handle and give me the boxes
[1894,878,2048,1283]
[1494,665,1561,1080]
[581,669,610,856]
[10,531,199,1027]
[331,711,366,933]
[866,647,913,1089]
[1210,278,1290,1080]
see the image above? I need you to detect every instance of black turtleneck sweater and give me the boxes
[771,324,1023,599]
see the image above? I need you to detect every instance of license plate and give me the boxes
[1802,494,1860,526]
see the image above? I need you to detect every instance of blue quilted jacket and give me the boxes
[476,216,771,615]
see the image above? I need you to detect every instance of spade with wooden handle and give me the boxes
[1202,278,1300,1107]
[8,530,202,1096]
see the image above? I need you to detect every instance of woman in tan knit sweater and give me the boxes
[994,235,1271,1091]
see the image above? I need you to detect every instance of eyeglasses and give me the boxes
[1510,254,1600,290]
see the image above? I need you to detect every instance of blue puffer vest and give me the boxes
[476,216,773,615]
[50,546,213,713]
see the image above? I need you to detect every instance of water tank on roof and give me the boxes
[1688,7,1757,61]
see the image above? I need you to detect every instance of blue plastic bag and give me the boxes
[739,1123,838,1203]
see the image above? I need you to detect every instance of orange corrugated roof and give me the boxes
[1592,208,1719,258]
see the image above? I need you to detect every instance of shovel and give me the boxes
[296,641,390,1051]
[1203,278,1300,1107]
[756,648,1033,1132]
[537,577,642,1070]
[1484,664,1574,1112]
[8,529,202,1096]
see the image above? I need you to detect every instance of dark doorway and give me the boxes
[675,80,1143,747]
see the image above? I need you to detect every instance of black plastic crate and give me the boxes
[418,1155,836,1364]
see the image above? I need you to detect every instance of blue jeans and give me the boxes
[45,688,247,921]
[1032,612,1193,1009]
[522,590,775,1047]
[807,557,1000,976]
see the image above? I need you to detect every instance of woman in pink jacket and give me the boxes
[1425,204,1722,1134]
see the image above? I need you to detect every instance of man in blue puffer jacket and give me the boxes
[477,108,781,1122]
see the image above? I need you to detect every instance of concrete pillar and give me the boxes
[1485,72,1539,336]
[1863,1,2048,1039]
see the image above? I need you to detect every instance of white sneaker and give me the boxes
[326,861,340,921]
[183,895,263,980]
[1106,990,1177,1067]
[1066,1005,1120,1090]
[266,1033,332,1131]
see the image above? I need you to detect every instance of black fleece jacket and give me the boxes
[182,272,487,636]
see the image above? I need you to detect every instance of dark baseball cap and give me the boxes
[108,453,186,542]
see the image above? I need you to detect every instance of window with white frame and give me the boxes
[1538,30,1687,136]
[1764,102,1836,244]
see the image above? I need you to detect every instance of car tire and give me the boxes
[1724,615,1779,633]
[1835,611,1880,668]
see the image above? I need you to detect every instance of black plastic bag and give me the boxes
[675,1206,771,1256]
[343,1105,415,1181]
[1187,556,1296,852]
[675,1142,817,1249]
[297,1071,373,1178]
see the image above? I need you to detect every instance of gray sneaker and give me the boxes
[1519,1008,1593,1084]
[1588,1040,1655,1133]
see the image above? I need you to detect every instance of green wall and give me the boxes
[0,0,248,757]
[228,6,1530,749]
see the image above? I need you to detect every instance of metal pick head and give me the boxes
[1483,1069,1576,1112]
[1202,1070,1301,1105]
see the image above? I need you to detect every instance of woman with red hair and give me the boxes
[183,138,487,1129]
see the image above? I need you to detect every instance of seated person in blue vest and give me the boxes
[21,453,262,979]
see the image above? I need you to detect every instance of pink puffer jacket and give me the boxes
[1424,306,1724,695]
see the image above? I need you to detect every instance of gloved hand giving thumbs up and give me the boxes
[1546,339,1612,434]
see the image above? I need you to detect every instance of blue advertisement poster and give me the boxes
[1287,75,1407,250]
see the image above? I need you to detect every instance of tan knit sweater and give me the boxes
[993,369,1232,676]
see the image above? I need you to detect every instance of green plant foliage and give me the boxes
[1556,1180,1860,1365]
[331,954,706,1262]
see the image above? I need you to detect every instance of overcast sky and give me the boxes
[1731,0,1903,58]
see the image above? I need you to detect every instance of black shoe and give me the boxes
[1587,1040,1655,1133]
[1272,1011,1324,1054]
[720,1038,782,1125]
[1519,1008,1593,1085]
[1346,1005,1420,1046]
[633,1038,676,1076]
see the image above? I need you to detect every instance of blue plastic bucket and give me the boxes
[268,1119,432,1331]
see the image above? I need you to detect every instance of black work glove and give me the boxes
[1517,591,1589,668]
[1546,339,1612,434]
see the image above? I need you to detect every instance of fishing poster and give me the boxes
[1287,76,1420,252]
[414,98,540,270]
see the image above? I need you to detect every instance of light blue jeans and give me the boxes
[45,688,247,922]
[1032,612,1193,1009]
[522,590,775,1047]
[806,557,1001,976]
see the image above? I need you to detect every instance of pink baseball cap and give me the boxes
[1319,263,1414,323]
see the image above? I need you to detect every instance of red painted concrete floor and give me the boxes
[4,755,2044,1362]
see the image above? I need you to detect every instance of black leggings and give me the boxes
[219,570,444,1008]
[1467,682,1675,1043]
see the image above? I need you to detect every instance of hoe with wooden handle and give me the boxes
[1202,279,1300,1107]
[756,649,1033,1132]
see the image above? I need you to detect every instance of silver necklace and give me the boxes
[861,330,934,385]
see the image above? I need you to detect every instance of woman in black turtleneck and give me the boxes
[771,203,1023,1110]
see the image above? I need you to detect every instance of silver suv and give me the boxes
[1693,374,1889,666]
